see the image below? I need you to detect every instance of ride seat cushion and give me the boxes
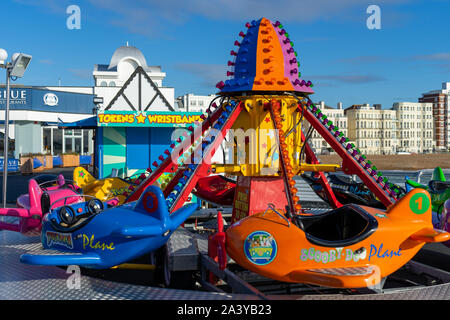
[299,205,378,247]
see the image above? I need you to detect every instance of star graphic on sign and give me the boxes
[79,171,85,178]
[136,113,147,124]
[264,117,271,123]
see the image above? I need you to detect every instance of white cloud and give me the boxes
[87,0,414,38]
[309,74,386,84]
[12,0,69,14]
[39,59,54,65]
[413,52,450,61]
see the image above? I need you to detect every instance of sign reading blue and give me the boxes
[0,158,19,172]
[0,88,30,106]
[0,88,94,114]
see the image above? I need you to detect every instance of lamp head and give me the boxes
[11,53,20,63]
[10,53,32,77]
[0,48,8,66]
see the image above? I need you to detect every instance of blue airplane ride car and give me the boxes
[20,185,198,269]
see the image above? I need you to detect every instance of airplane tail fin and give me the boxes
[130,184,198,234]
[432,167,446,182]
[73,166,95,188]
[28,179,44,212]
[134,185,169,224]
[386,188,432,223]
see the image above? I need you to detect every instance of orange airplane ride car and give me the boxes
[225,188,450,289]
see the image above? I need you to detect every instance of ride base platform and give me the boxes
[1,217,449,300]
[0,177,449,300]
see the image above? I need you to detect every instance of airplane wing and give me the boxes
[20,250,101,266]
[0,207,31,218]
[405,179,427,190]
[169,203,199,228]
[409,228,450,243]
[111,225,164,238]
[286,265,380,289]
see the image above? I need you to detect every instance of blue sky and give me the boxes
[1,0,450,109]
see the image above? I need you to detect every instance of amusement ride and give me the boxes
[0,17,449,297]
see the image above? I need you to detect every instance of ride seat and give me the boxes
[429,180,450,193]
[297,204,378,247]
[329,174,358,186]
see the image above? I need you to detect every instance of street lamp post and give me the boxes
[2,62,11,208]
[0,49,32,207]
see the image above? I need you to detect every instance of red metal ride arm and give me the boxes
[125,104,227,203]
[168,101,244,213]
[300,131,342,209]
[299,102,394,208]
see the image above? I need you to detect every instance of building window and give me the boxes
[43,128,52,154]
[65,137,73,153]
[109,81,116,87]
[62,129,90,154]
[83,131,89,154]
[53,128,62,155]
[100,81,107,87]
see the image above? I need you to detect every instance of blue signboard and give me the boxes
[0,88,31,107]
[0,88,94,114]
[0,158,19,172]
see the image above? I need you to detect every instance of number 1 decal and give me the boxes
[409,193,429,215]
[415,196,422,211]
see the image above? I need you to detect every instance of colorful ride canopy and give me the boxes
[217,18,314,94]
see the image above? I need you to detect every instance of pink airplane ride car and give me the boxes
[0,174,118,235]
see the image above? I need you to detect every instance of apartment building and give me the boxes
[344,104,397,155]
[419,82,450,151]
[392,102,434,153]
[306,101,348,154]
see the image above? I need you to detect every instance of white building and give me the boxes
[176,93,218,113]
[93,44,175,111]
[343,102,434,155]
[0,84,95,157]
[345,104,397,155]
[307,101,348,154]
[392,102,434,153]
